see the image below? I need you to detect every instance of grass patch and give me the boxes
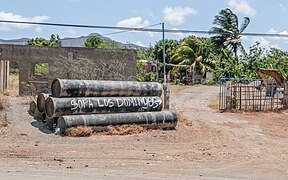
[4,73,19,96]
[35,63,49,76]
[66,124,145,137]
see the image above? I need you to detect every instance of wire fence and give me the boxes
[219,78,286,112]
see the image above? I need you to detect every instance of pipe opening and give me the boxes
[45,97,55,118]
[51,79,61,97]
[37,93,46,113]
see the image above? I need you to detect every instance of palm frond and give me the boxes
[239,17,250,33]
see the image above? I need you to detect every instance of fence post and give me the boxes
[0,60,10,93]
[0,60,4,93]
[226,81,232,109]
[4,60,9,90]
[284,81,288,108]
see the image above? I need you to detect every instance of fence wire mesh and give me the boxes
[219,78,285,111]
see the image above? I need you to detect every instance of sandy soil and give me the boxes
[0,85,288,179]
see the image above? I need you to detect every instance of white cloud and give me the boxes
[117,17,149,28]
[228,0,257,16]
[0,11,50,31]
[268,28,277,34]
[66,28,77,35]
[35,27,43,33]
[279,4,288,13]
[243,35,278,50]
[171,28,185,38]
[163,6,197,26]
[242,28,288,50]
[268,28,288,43]
[135,41,146,47]
[251,37,277,49]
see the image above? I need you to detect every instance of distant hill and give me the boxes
[0,38,29,45]
[0,33,146,49]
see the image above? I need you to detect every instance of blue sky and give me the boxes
[1,0,288,50]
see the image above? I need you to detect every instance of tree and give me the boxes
[49,34,62,47]
[84,36,119,48]
[211,8,250,64]
[84,36,103,48]
[153,39,178,64]
[171,36,215,77]
[26,34,62,79]
[26,34,61,47]
[137,48,154,60]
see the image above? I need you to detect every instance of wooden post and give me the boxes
[284,81,288,108]
[4,60,9,90]
[0,60,11,93]
[0,60,4,93]
[226,81,232,109]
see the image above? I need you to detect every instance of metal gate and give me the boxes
[219,78,287,111]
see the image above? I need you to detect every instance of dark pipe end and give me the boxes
[58,116,67,133]
[36,93,47,113]
[51,78,62,97]
[29,101,36,114]
[45,97,55,118]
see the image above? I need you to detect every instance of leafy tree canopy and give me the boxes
[84,36,119,48]
[211,8,250,64]
[172,36,216,76]
[153,39,179,64]
[26,34,62,47]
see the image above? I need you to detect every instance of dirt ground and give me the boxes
[0,85,288,180]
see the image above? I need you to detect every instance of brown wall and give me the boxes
[0,45,137,96]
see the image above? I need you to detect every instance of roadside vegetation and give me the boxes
[23,8,288,84]
[136,8,288,83]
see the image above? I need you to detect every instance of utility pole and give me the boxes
[162,22,166,84]
[162,22,169,110]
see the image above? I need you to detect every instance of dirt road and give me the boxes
[0,85,288,179]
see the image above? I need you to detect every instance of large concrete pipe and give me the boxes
[45,96,162,118]
[28,100,45,120]
[57,111,177,133]
[36,93,50,113]
[51,79,162,97]
[28,100,37,116]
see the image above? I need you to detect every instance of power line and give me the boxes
[0,20,288,38]
[103,23,161,36]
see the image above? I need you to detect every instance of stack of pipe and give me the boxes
[28,78,177,134]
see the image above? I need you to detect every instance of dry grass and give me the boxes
[66,124,146,137]
[4,74,19,96]
[66,126,93,137]
[103,125,145,135]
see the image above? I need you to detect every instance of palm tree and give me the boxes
[211,8,250,64]
[171,36,215,79]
